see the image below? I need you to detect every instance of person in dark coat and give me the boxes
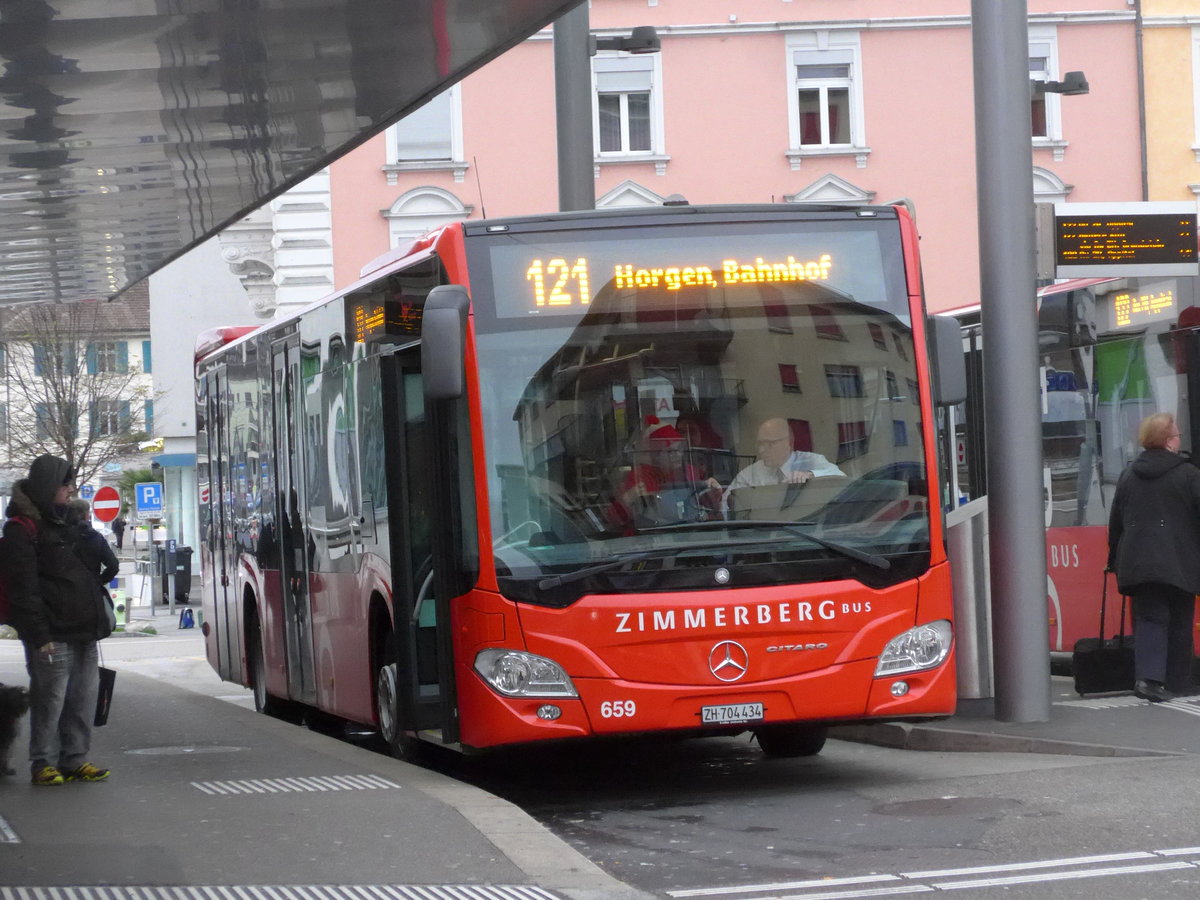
[66,499,120,588]
[111,514,126,551]
[1107,412,1200,703]
[2,455,113,785]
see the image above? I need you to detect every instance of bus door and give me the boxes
[202,367,239,680]
[272,338,317,705]
[381,348,455,741]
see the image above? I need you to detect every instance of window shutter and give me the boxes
[117,342,128,373]
[144,399,154,436]
[142,340,152,373]
[86,343,97,375]
[88,401,98,437]
[120,401,131,433]
[33,344,45,376]
[595,57,653,93]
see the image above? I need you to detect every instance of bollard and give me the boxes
[112,589,127,627]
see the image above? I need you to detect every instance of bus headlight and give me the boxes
[875,620,953,676]
[474,649,579,698]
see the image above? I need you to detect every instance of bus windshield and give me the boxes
[468,211,930,602]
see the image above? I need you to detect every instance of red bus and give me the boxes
[953,276,1200,659]
[195,203,964,758]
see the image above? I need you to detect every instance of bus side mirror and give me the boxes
[422,285,470,400]
[929,314,967,407]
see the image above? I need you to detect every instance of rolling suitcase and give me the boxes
[1072,572,1135,695]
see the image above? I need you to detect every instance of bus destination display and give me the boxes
[1055,210,1199,276]
[523,253,835,312]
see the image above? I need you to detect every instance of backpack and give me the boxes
[0,516,36,627]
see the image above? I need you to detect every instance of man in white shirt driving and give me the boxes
[726,417,844,491]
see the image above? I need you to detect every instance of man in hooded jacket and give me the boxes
[2,454,112,785]
[1108,412,1200,703]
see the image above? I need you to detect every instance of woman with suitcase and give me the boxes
[1108,412,1200,702]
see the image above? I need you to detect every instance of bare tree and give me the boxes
[2,301,155,487]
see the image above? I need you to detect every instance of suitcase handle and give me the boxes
[1099,572,1129,641]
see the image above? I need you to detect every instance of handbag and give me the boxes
[95,647,116,726]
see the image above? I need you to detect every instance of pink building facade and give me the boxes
[326,1,1142,313]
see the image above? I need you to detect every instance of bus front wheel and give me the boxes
[754,723,828,758]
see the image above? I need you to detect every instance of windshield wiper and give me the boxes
[638,520,890,570]
[536,537,794,590]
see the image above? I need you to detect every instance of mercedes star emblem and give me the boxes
[708,640,749,682]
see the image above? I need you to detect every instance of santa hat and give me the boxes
[643,415,683,445]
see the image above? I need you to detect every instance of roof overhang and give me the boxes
[0,0,582,308]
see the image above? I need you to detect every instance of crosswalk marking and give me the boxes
[0,888,560,900]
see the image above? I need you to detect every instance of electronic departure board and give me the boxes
[1054,202,1200,277]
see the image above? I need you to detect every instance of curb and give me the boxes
[829,722,1183,758]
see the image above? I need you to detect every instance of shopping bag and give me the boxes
[94,665,116,726]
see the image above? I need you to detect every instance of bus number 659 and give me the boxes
[600,700,636,719]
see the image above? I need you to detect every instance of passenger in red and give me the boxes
[608,418,715,533]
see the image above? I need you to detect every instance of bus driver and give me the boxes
[726,417,844,490]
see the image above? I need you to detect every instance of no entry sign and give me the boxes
[92,485,121,523]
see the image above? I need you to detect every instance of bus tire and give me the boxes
[754,723,828,758]
[375,633,422,761]
[248,615,302,723]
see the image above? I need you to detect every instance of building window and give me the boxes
[810,304,845,340]
[779,363,801,393]
[786,31,866,166]
[593,53,665,160]
[886,370,901,400]
[893,419,908,447]
[1029,27,1065,156]
[825,364,864,398]
[907,378,920,406]
[788,418,814,453]
[761,286,792,332]
[893,332,909,360]
[36,402,76,441]
[868,323,887,350]
[33,342,75,377]
[837,421,869,462]
[91,400,130,437]
[88,341,128,374]
[383,86,465,181]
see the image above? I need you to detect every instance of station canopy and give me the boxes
[0,0,580,308]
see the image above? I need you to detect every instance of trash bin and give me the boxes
[155,545,193,602]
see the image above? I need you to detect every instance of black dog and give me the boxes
[0,684,30,777]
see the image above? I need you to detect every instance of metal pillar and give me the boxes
[971,1,1051,721]
[554,3,595,212]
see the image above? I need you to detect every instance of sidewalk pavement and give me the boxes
[832,677,1200,758]
[0,628,651,900]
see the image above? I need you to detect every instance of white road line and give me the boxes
[669,846,1200,899]
[667,875,903,897]
[0,814,19,843]
[932,859,1195,891]
[901,849,1156,878]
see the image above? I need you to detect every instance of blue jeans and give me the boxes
[23,640,99,773]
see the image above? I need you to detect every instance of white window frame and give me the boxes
[1030,26,1067,160]
[383,84,467,183]
[591,51,668,174]
[1192,27,1200,161]
[93,399,121,437]
[786,31,869,170]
